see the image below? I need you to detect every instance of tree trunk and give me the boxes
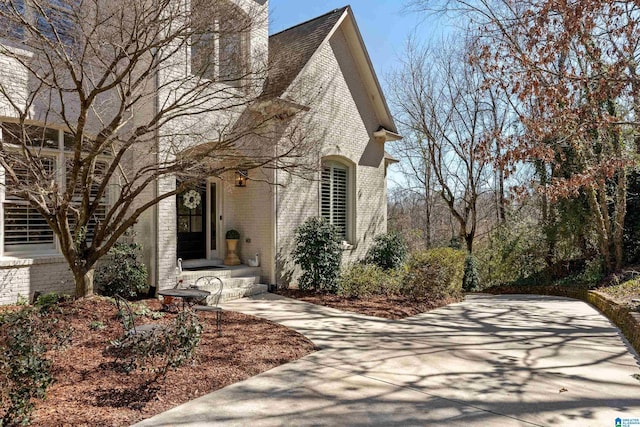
[587,184,613,273]
[613,170,627,271]
[74,268,95,298]
[496,160,506,223]
[465,234,473,253]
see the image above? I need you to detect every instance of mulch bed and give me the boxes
[275,289,460,320]
[1,297,316,426]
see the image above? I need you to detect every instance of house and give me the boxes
[0,2,400,304]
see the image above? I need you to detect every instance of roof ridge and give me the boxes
[270,5,349,38]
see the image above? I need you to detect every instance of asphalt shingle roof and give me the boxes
[262,6,349,99]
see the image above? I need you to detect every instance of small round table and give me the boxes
[158,288,211,310]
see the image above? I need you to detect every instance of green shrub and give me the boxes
[364,232,408,271]
[34,292,67,313]
[401,248,465,301]
[463,254,481,292]
[89,320,106,331]
[95,241,148,298]
[225,229,240,240]
[580,257,604,286]
[110,310,202,377]
[338,263,398,298]
[476,217,547,287]
[0,309,54,425]
[292,217,342,293]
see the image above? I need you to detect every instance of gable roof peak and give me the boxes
[263,6,350,99]
[269,6,350,39]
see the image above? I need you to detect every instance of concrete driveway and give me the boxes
[136,294,640,426]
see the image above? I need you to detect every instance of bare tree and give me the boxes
[409,0,640,272]
[389,39,507,252]
[0,0,314,296]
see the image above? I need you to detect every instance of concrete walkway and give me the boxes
[136,294,640,426]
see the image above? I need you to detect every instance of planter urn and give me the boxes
[224,239,241,266]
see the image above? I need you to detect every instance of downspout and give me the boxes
[272,131,278,287]
[152,45,160,294]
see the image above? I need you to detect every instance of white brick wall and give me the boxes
[274,27,388,286]
[0,257,75,305]
[222,167,275,283]
[0,0,271,302]
[0,1,393,299]
[151,0,270,290]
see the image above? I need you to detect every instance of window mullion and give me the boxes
[214,19,220,80]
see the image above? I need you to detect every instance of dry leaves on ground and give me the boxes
[1,297,316,426]
[276,289,460,319]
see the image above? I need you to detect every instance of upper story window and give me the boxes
[191,0,250,88]
[0,122,111,255]
[321,160,352,242]
[0,0,76,45]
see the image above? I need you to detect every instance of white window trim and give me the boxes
[0,121,114,258]
[320,157,356,245]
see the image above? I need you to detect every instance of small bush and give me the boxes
[89,320,106,331]
[580,257,604,286]
[338,263,398,298]
[0,307,62,425]
[34,292,67,313]
[96,241,148,298]
[364,232,408,271]
[401,248,465,301]
[110,310,202,378]
[225,229,240,240]
[292,217,342,293]
[463,254,481,292]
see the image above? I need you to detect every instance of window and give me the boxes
[3,158,56,251]
[191,0,249,87]
[0,122,110,254]
[321,161,350,241]
[65,159,109,243]
[0,0,76,45]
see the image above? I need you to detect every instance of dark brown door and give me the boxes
[177,185,206,260]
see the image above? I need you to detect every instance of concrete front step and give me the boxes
[176,266,268,303]
[219,284,268,303]
[178,265,262,282]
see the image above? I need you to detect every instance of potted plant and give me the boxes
[224,229,241,266]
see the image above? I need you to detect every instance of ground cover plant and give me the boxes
[599,277,640,309]
[0,296,315,426]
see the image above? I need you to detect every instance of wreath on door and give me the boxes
[183,190,201,210]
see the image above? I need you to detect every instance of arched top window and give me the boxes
[191,0,250,87]
[321,158,354,242]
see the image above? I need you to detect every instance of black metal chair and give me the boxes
[114,295,162,336]
[192,276,224,336]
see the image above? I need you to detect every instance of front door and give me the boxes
[177,185,206,260]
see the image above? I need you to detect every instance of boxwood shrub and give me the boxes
[401,248,465,301]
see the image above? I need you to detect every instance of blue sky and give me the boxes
[269,1,449,83]
[268,2,456,189]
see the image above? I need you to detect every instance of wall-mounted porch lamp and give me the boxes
[235,169,248,187]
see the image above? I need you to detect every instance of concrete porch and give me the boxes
[177,259,268,303]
